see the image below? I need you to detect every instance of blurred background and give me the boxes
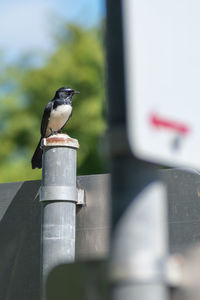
[0,0,106,182]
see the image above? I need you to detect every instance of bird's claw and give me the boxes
[50,129,62,136]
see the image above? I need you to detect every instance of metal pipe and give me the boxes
[106,1,169,299]
[110,159,169,300]
[40,134,79,300]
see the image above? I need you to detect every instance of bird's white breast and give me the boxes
[46,104,72,136]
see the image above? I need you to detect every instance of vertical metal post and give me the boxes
[106,1,169,299]
[40,135,79,300]
[109,159,169,300]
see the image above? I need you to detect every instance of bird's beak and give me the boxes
[73,90,80,94]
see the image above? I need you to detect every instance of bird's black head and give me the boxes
[54,87,80,103]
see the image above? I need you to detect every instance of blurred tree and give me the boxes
[0,24,106,182]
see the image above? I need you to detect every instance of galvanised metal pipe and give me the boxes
[106,1,169,299]
[40,134,79,300]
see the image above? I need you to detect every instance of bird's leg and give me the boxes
[50,128,59,136]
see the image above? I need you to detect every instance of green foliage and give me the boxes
[0,24,107,182]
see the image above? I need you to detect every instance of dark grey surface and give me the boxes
[160,169,200,253]
[0,174,110,300]
[0,170,200,299]
[0,180,41,300]
[76,174,110,260]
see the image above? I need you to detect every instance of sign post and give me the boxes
[106,1,169,300]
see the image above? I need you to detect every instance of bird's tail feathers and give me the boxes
[31,138,43,169]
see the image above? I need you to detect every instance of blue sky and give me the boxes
[0,0,104,62]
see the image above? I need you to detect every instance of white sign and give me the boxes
[123,0,200,169]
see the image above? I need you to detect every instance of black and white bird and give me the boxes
[31,87,79,169]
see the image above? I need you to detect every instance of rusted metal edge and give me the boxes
[41,133,79,149]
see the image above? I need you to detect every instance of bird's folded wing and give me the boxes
[40,101,53,137]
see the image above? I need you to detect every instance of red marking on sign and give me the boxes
[150,114,190,135]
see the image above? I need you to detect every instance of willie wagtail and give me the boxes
[31,87,79,169]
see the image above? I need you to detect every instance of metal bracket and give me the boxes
[77,188,85,205]
[110,259,167,284]
[40,186,77,202]
[40,186,85,205]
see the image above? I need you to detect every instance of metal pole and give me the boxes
[106,1,169,299]
[40,134,79,300]
[109,159,169,300]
